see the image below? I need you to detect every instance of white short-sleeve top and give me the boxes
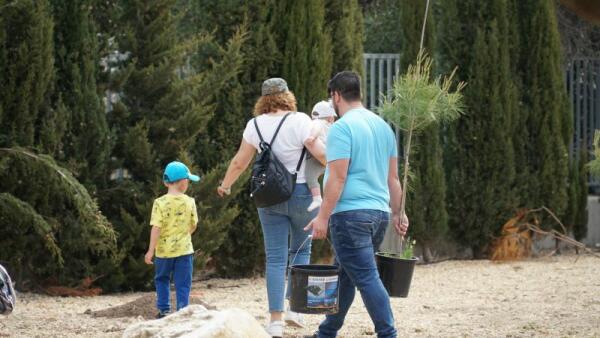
[243,112,312,183]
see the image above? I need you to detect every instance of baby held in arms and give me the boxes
[305,100,337,212]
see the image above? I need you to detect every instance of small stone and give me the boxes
[105,325,120,333]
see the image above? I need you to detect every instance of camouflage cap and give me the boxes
[261,78,289,96]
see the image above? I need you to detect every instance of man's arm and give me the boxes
[388,157,402,214]
[388,157,408,235]
[305,158,349,239]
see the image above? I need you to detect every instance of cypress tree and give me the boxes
[0,192,62,284]
[438,0,519,257]
[277,0,332,112]
[0,1,122,290]
[99,0,245,289]
[363,0,403,53]
[178,0,273,277]
[0,0,55,149]
[209,1,281,276]
[326,0,364,76]
[0,1,3,131]
[0,148,119,289]
[49,0,111,185]
[180,0,261,170]
[516,1,571,220]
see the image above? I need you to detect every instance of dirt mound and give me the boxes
[91,292,215,319]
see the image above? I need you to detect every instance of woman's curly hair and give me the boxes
[253,91,297,116]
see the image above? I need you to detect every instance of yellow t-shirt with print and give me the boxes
[150,194,198,258]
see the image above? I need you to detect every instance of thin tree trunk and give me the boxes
[423,243,434,263]
[380,119,414,253]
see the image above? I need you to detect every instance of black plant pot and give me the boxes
[376,253,417,298]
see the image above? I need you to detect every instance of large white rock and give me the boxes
[122,305,270,338]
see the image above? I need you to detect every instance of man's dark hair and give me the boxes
[327,71,362,101]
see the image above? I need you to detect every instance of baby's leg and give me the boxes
[310,186,321,198]
[305,157,325,212]
[305,157,322,192]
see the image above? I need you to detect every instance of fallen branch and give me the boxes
[491,207,600,261]
[523,222,599,258]
[43,276,105,297]
[205,283,246,290]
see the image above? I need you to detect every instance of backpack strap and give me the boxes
[253,112,292,150]
[295,147,307,174]
[253,118,265,146]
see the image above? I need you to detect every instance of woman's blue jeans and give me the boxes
[257,183,317,312]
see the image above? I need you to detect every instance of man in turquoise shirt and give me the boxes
[306,71,409,338]
[324,105,398,214]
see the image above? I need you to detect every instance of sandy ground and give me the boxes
[0,254,598,338]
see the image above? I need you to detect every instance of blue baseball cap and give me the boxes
[163,161,200,183]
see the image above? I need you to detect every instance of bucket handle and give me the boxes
[290,234,336,266]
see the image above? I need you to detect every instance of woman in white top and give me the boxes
[217,78,325,338]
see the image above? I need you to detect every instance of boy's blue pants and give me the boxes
[154,254,193,313]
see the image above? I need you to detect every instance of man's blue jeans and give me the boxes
[257,184,317,312]
[318,210,397,338]
[154,254,193,313]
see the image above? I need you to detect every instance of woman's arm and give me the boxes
[305,138,326,166]
[218,140,256,196]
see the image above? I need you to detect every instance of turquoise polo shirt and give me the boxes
[324,107,398,214]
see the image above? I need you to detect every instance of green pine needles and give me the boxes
[0,147,119,288]
[381,54,465,133]
[380,51,465,218]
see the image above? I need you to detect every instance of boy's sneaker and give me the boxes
[285,308,305,328]
[156,310,170,319]
[266,320,284,338]
[307,197,323,212]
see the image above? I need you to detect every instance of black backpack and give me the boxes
[0,264,15,315]
[250,113,306,208]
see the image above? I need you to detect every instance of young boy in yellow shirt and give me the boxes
[145,161,199,318]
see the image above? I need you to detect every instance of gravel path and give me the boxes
[1,254,598,337]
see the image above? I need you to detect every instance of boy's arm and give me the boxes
[146,200,162,264]
[189,199,198,234]
[189,221,197,235]
[145,226,161,265]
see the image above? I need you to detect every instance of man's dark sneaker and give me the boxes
[156,310,170,319]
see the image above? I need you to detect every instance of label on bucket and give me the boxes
[306,276,339,309]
